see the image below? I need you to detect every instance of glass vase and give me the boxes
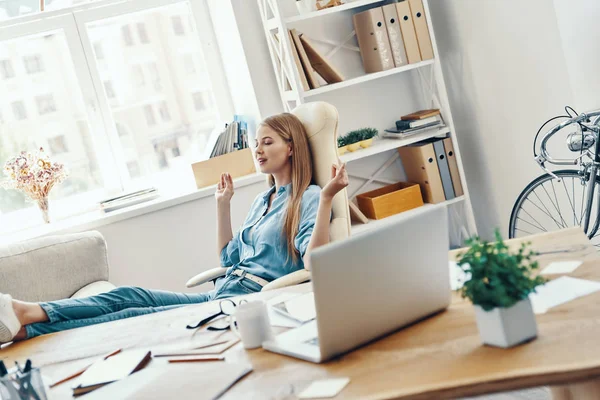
[37,196,50,224]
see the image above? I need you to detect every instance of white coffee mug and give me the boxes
[230,301,274,349]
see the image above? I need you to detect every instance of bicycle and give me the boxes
[509,107,600,247]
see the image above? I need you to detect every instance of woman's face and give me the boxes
[254,125,292,175]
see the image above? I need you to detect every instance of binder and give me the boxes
[408,0,434,60]
[432,139,455,200]
[288,30,310,91]
[382,4,407,67]
[299,34,344,83]
[443,137,464,196]
[353,7,394,73]
[395,1,421,64]
[398,143,445,203]
[290,29,320,89]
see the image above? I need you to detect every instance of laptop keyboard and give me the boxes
[304,337,319,346]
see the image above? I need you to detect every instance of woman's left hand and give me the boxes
[322,162,349,200]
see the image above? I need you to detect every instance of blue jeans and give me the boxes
[25,274,262,339]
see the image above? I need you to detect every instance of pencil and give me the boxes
[168,356,224,363]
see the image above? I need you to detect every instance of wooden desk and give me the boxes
[1,227,600,399]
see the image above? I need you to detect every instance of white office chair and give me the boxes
[185,101,351,291]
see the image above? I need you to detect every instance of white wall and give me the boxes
[552,0,600,112]
[428,0,574,239]
[94,181,266,293]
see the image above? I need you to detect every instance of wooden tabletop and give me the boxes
[1,227,599,399]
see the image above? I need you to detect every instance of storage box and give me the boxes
[356,182,424,220]
[191,148,257,189]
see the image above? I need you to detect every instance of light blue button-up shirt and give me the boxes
[220,183,321,282]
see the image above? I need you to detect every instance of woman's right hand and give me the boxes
[215,173,234,204]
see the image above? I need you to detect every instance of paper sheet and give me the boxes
[540,260,583,275]
[298,378,350,399]
[529,276,600,314]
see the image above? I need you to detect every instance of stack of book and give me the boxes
[384,109,443,138]
[209,116,249,158]
[99,188,159,213]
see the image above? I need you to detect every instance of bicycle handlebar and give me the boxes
[539,110,600,165]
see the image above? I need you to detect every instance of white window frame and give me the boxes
[0,0,234,196]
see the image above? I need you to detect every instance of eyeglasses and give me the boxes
[186,299,247,331]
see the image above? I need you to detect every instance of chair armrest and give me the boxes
[186,267,228,288]
[262,269,311,292]
[71,281,116,299]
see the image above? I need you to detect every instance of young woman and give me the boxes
[0,112,348,343]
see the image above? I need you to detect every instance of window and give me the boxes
[143,105,156,126]
[137,23,149,44]
[23,54,44,74]
[147,62,161,91]
[158,101,171,122]
[93,42,104,60]
[48,135,68,154]
[11,101,27,120]
[0,0,228,235]
[35,94,57,115]
[132,64,145,87]
[127,161,141,178]
[121,25,133,46]
[103,81,115,98]
[183,54,195,75]
[171,15,184,36]
[0,60,15,79]
[192,92,208,111]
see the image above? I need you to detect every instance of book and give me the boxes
[384,121,442,137]
[401,109,440,120]
[72,349,151,396]
[288,30,311,91]
[396,115,439,130]
[100,188,159,213]
[290,29,320,89]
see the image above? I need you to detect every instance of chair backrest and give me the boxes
[291,101,351,242]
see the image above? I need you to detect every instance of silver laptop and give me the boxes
[262,204,451,363]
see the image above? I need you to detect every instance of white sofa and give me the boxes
[0,231,116,302]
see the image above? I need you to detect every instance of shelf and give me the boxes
[303,60,434,97]
[340,126,450,163]
[351,196,466,236]
[286,0,386,24]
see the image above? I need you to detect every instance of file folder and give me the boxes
[398,143,445,203]
[432,139,455,200]
[299,34,344,83]
[290,29,320,89]
[395,1,421,64]
[443,137,464,196]
[353,7,394,73]
[382,4,407,67]
[288,30,310,91]
[408,0,434,60]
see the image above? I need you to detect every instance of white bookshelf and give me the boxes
[304,59,434,97]
[351,196,466,236]
[257,0,477,246]
[340,126,449,163]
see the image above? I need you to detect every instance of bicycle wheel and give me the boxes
[509,169,600,247]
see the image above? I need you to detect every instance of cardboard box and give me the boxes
[191,148,256,189]
[356,182,424,220]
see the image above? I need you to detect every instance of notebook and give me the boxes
[72,349,151,396]
[83,362,252,400]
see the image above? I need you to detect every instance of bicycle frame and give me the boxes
[536,111,600,234]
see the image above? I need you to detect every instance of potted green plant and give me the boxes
[337,136,348,156]
[455,230,546,348]
[344,128,378,152]
[358,127,378,148]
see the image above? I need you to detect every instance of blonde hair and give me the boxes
[260,113,313,264]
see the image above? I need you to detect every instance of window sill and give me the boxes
[0,172,265,246]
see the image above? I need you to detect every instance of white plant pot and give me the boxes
[473,298,537,348]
